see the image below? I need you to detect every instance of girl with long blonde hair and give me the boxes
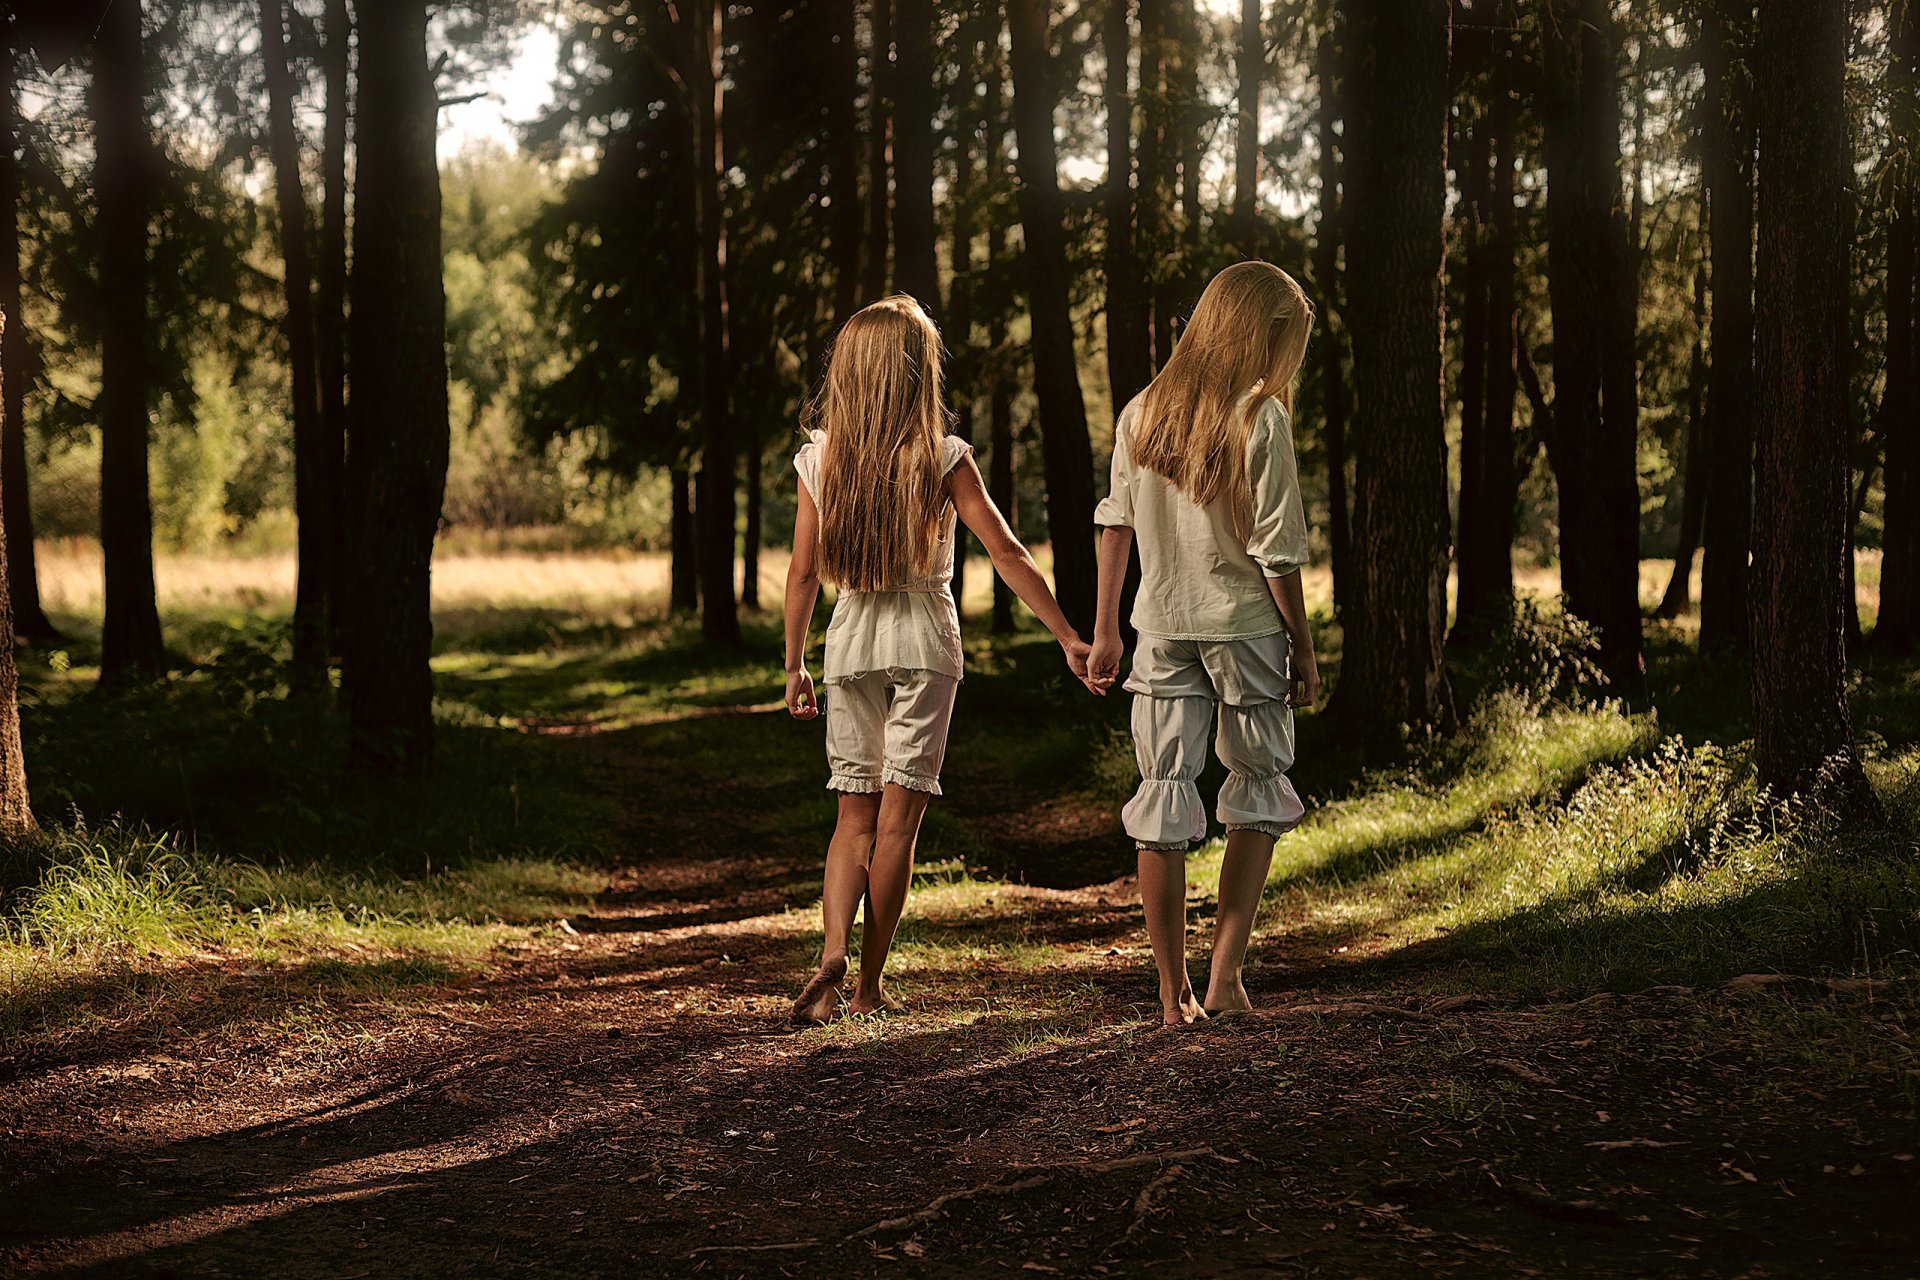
[1086,261,1320,1025]
[784,295,1090,1024]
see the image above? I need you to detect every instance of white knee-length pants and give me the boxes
[1122,633,1305,851]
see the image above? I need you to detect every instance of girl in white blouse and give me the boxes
[1087,262,1321,1026]
[784,295,1091,1025]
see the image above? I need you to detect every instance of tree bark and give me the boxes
[94,0,165,685]
[1139,0,1173,368]
[1008,0,1096,635]
[1314,29,1351,621]
[261,0,329,694]
[319,0,350,650]
[1451,113,1491,639]
[1171,0,1202,304]
[1749,0,1876,813]
[0,309,34,835]
[1233,0,1264,246]
[891,0,939,323]
[1329,0,1454,749]
[862,0,892,301]
[343,0,449,773]
[742,430,761,611]
[670,464,697,612]
[1539,0,1645,698]
[950,24,981,618]
[691,0,739,645]
[0,41,53,641]
[986,30,1017,634]
[1698,0,1756,653]
[828,0,865,324]
[1656,267,1709,619]
[1104,0,1153,415]
[1878,0,1920,650]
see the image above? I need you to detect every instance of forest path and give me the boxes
[3,689,1917,1278]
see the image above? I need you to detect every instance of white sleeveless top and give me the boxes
[794,430,972,685]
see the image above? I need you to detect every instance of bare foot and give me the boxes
[1202,977,1254,1016]
[790,955,848,1026]
[847,981,903,1016]
[1162,986,1207,1026]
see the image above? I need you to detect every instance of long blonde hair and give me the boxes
[1130,261,1315,525]
[809,295,950,592]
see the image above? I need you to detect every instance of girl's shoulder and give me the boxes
[794,428,828,499]
[939,433,973,476]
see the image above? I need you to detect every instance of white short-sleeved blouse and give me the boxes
[1093,392,1310,642]
[795,430,973,685]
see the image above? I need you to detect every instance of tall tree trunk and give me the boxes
[1104,0,1153,414]
[950,25,981,618]
[1750,0,1876,812]
[670,464,698,612]
[1139,0,1173,368]
[1698,0,1756,653]
[1878,0,1920,650]
[891,0,939,323]
[1451,114,1492,639]
[1008,0,1096,635]
[343,0,449,773]
[863,0,892,300]
[828,0,864,324]
[0,42,52,641]
[0,309,33,835]
[261,0,329,694]
[986,32,1017,634]
[1233,0,1264,247]
[1539,0,1645,698]
[94,0,165,685]
[1171,0,1202,303]
[1330,0,1454,748]
[319,0,350,650]
[1314,29,1351,621]
[692,1,739,645]
[742,432,761,611]
[1456,31,1519,637]
[1656,267,1709,619]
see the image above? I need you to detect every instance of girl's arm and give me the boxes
[1264,570,1320,709]
[784,484,823,719]
[1086,524,1133,696]
[949,455,1092,680]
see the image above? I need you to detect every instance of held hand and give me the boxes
[1086,633,1124,697]
[785,668,820,719]
[1288,644,1321,710]
[1060,635,1092,686]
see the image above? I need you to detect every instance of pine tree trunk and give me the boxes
[1878,1,1920,650]
[1139,0,1173,368]
[261,0,330,694]
[1451,115,1492,639]
[1657,268,1709,619]
[829,0,864,324]
[1698,0,1756,653]
[1008,0,1096,635]
[1749,0,1876,813]
[0,44,53,642]
[862,0,892,300]
[670,465,698,613]
[986,34,1017,635]
[0,309,33,836]
[1539,0,1645,698]
[742,429,761,611]
[1330,0,1454,749]
[1315,29,1351,622]
[343,0,449,773]
[94,0,165,685]
[1104,0,1153,414]
[1233,0,1263,247]
[1171,0,1202,304]
[692,1,739,645]
[950,27,981,618]
[319,0,350,651]
[891,0,939,324]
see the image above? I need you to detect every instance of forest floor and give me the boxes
[1,563,1918,1277]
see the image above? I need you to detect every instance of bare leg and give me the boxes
[793,792,881,1024]
[1138,848,1205,1025]
[1204,828,1276,1013]
[850,782,933,1014]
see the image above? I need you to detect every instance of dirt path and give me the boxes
[3,706,1916,1278]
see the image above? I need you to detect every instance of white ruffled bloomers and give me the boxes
[1120,633,1306,852]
